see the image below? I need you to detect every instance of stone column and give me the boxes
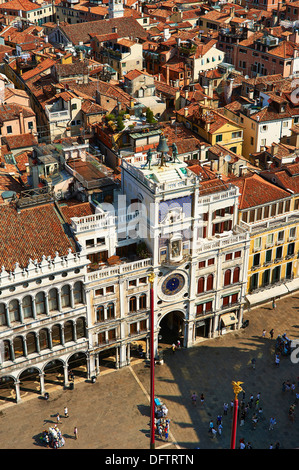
[39,372,45,395]
[115,347,119,369]
[63,364,69,387]
[44,292,49,316]
[15,380,21,403]
[5,304,11,328]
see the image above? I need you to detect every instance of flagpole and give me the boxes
[149,272,155,449]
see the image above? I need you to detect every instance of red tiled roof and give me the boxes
[2,133,38,150]
[59,200,95,225]
[0,203,75,270]
[228,173,290,210]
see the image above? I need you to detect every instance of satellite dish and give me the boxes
[224,154,232,162]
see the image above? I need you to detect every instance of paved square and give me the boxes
[1,293,299,449]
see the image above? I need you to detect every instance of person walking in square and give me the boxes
[272,298,276,309]
[270,329,274,339]
[64,406,68,418]
[223,403,228,415]
[191,392,197,406]
[74,427,78,440]
[262,329,266,339]
[56,413,60,425]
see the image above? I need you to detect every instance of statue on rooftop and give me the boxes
[145,148,153,170]
[171,143,180,163]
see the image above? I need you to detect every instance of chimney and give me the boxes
[184,107,188,117]
[19,110,25,134]
[210,159,216,171]
[166,65,169,85]
[271,143,278,156]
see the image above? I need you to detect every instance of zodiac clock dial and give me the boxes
[161,273,185,296]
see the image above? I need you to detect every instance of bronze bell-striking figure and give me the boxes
[157,134,169,167]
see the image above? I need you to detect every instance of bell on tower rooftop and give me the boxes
[157,134,169,167]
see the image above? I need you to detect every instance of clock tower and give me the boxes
[108,0,124,19]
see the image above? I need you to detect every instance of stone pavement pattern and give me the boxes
[1,294,299,449]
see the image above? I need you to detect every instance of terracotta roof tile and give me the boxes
[0,203,75,270]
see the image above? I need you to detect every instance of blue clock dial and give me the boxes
[161,274,185,296]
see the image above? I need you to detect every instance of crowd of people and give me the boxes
[154,398,170,441]
[41,426,65,449]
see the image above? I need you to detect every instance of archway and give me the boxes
[0,376,16,403]
[19,367,41,397]
[158,310,185,349]
[44,359,64,387]
[68,352,87,379]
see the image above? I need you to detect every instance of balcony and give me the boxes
[86,258,152,283]
[45,107,71,122]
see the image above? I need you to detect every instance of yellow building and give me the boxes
[231,171,299,306]
[176,104,244,155]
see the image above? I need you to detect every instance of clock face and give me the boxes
[161,273,185,296]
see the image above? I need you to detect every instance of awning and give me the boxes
[221,312,238,326]
[285,278,299,293]
[246,284,289,306]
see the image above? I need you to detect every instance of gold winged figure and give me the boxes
[232,381,244,399]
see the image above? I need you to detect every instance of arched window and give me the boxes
[23,295,33,319]
[26,332,37,355]
[13,336,24,358]
[96,305,104,322]
[39,329,49,351]
[0,303,7,326]
[224,269,231,286]
[139,294,147,310]
[36,292,46,315]
[197,277,205,294]
[73,281,84,305]
[206,274,214,291]
[9,300,20,323]
[52,324,62,346]
[64,320,74,343]
[129,296,137,313]
[233,267,240,284]
[48,288,58,312]
[61,285,70,308]
[76,318,86,339]
[3,340,11,361]
[107,303,115,319]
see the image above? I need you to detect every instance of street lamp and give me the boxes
[149,272,155,450]
[230,381,244,449]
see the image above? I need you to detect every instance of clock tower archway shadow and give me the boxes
[158,310,184,348]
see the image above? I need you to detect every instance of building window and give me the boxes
[27,332,37,355]
[129,297,137,313]
[233,267,240,283]
[39,329,49,350]
[61,285,71,308]
[198,277,205,294]
[139,294,147,310]
[64,320,74,343]
[206,274,214,291]
[13,336,24,358]
[224,269,231,286]
[76,318,86,339]
[0,303,7,326]
[250,273,259,291]
[107,303,115,319]
[23,296,33,319]
[253,253,260,267]
[97,305,105,322]
[73,281,83,304]
[6,126,12,134]
[36,292,46,315]
[9,299,20,323]
[52,325,62,345]
[216,134,223,142]
[48,288,58,311]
